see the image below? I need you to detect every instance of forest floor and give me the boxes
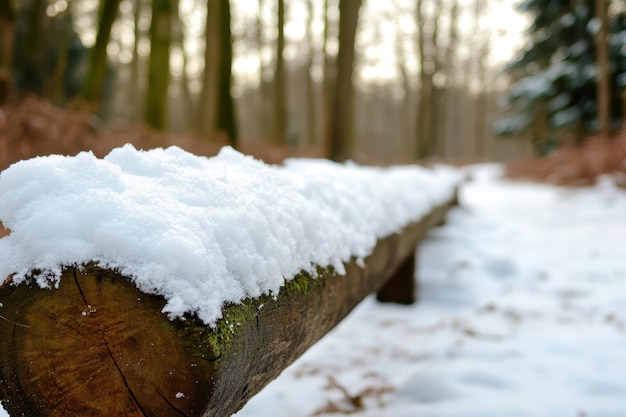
[0,97,325,173]
[1,97,625,185]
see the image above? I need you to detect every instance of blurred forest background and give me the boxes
[0,0,625,174]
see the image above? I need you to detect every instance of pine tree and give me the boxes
[497,0,626,154]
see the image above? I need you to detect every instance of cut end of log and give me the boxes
[0,266,214,417]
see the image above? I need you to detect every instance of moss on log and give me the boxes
[0,198,455,417]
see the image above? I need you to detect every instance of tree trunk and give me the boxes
[594,0,610,136]
[0,0,15,103]
[329,0,361,162]
[145,0,172,130]
[80,0,121,106]
[197,0,235,145]
[415,0,442,160]
[43,12,73,103]
[21,0,46,94]
[532,101,551,155]
[171,0,194,130]
[441,0,459,157]
[127,0,142,120]
[472,0,487,160]
[427,0,441,158]
[415,0,431,159]
[305,0,317,145]
[256,0,269,139]
[215,0,237,145]
[198,0,220,138]
[273,0,287,145]
[622,89,626,127]
[321,0,335,156]
[0,0,13,70]
[396,39,412,157]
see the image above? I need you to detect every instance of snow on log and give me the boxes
[0,199,455,417]
[0,145,460,416]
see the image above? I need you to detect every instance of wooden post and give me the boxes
[376,252,416,304]
[376,186,459,304]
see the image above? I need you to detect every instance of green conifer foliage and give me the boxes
[497,0,626,153]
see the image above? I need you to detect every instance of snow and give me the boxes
[232,165,626,417]
[560,12,575,27]
[552,107,582,128]
[587,17,600,36]
[510,74,555,101]
[3,160,625,417]
[0,145,459,327]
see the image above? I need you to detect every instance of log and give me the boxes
[0,198,455,417]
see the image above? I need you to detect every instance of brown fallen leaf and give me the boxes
[0,220,10,238]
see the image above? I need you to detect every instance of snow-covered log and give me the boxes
[0,197,455,417]
[0,145,460,416]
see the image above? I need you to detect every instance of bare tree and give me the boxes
[216,0,236,143]
[145,0,171,130]
[321,0,336,154]
[389,0,413,156]
[81,0,122,107]
[415,0,441,159]
[0,0,14,70]
[441,0,459,157]
[273,0,287,144]
[0,0,15,102]
[471,0,488,159]
[171,0,194,129]
[256,0,269,139]
[305,0,317,145]
[329,0,361,161]
[198,0,220,138]
[196,0,236,143]
[127,0,143,120]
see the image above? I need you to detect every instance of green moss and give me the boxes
[201,265,334,359]
[203,302,257,358]
[281,271,311,295]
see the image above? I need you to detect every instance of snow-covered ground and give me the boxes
[2,164,625,417]
[233,165,626,417]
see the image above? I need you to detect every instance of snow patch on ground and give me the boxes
[234,165,626,417]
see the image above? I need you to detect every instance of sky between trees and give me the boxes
[2,0,623,164]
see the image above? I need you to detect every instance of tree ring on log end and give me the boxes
[0,266,214,417]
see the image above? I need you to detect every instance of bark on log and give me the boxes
[0,198,456,417]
